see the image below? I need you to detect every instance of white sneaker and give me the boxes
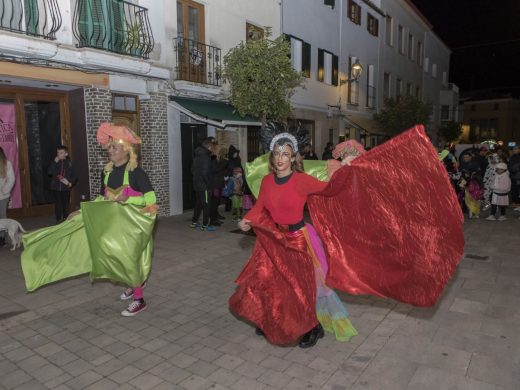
[120,287,134,300]
[120,282,146,300]
[121,300,147,316]
[498,216,507,221]
[486,215,496,221]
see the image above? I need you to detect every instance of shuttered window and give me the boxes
[367,13,378,36]
[318,48,338,85]
[324,0,335,9]
[348,0,361,25]
[289,35,311,78]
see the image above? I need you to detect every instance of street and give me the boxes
[0,212,519,390]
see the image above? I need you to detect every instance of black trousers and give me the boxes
[192,190,210,226]
[54,190,70,221]
[491,204,506,216]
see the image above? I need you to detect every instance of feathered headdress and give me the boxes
[261,121,309,153]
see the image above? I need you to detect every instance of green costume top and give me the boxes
[21,165,157,292]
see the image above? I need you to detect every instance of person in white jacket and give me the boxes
[0,146,16,246]
[486,162,511,221]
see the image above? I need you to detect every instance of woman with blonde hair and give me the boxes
[0,146,15,246]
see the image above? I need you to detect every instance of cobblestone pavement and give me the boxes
[1,210,519,389]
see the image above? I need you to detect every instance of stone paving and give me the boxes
[0,209,519,389]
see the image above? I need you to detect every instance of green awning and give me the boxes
[169,96,260,127]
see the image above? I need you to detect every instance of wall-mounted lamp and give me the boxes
[340,59,363,85]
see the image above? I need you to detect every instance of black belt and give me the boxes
[277,220,305,232]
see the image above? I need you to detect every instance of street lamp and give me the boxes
[340,59,363,85]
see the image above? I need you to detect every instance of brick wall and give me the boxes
[139,92,170,216]
[84,88,112,199]
[84,88,170,216]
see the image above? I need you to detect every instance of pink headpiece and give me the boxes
[332,140,366,159]
[96,122,141,146]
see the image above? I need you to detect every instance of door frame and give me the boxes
[0,86,71,218]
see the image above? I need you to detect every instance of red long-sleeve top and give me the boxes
[245,172,328,225]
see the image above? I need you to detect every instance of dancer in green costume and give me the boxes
[21,123,157,316]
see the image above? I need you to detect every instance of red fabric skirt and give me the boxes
[229,216,318,345]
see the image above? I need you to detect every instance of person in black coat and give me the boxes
[209,147,229,225]
[508,145,520,205]
[48,145,77,222]
[191,138,216,230]
[322,142,334,160]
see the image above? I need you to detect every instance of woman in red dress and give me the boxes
[230,133,357,347]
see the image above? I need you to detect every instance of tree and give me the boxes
[374,96,432,136]
[223,29,305,129]
[439,121,463,143]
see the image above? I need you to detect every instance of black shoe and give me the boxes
[211,220,223,226]
[298,324,324,348]
[255,327,264,336]
[217,214,226,220]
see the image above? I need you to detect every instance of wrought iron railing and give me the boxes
[366,85,376,109]
[175,37,221,86]
[72,0,154,59]
[0,0,62,39]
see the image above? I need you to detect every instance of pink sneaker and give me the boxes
[121,300,147,316]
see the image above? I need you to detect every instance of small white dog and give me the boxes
[0,218,26,251]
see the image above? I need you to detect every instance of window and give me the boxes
[385,15,393,46]
[246,23,264,41]
[442,71,447,85]
[367,13,378,36]
[406,82,412,96]
[348,0,361,25]
[415,86,420,98]
[288,35,311,78]
[348,56,360,104]
[417,41,423,66]
[408,34,414,60]
[113,94,137,112]
[441,105,450,121]
[398,25,404,54]
[366,64,376,108]
[383,72,391,99]
[324,0,335,8]
[318,48,338,85]
[396,78,402,102]
[424,57,429,73]
[432,63,437,78]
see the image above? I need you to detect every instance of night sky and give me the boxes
[411,0,520,98]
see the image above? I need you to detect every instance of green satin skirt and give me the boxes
[21,201,155,292]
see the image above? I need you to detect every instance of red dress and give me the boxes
[229,125,465,345]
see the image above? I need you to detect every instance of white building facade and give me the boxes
[0,0,172,217]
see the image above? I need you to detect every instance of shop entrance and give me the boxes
[0,88,70,218]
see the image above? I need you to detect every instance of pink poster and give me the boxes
[0,104,22,209]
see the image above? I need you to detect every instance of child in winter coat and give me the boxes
[486,162,511,221]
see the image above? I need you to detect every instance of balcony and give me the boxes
[0,0,62,40]
[174,37,221,87]
[72,0,154,60]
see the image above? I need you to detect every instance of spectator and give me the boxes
[508,145,520,206]
[191,138,216,231]
[0,146,15,247]
[486,162,511,221]
[322,142,334,160]
[302,144,318,160]
[48,145,77,223]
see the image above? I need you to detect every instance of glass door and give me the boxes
[24,100,63,206]
[177,0,205,83]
